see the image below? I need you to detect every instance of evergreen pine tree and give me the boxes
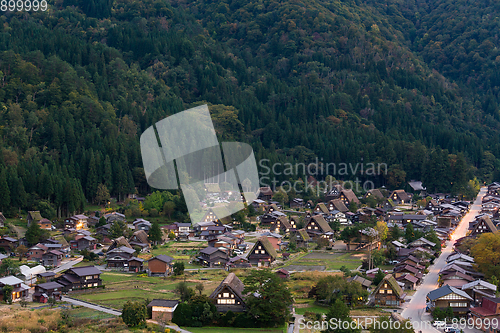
[0,169,10,212]
[148,221,163,245]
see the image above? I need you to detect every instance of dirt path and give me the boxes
[12,225,26,238]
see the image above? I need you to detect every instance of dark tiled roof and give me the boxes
[427,285,472,301]
[148,255,173,263]
[68,266,102,277]
[147,299,179,308]
[37,281,64,290]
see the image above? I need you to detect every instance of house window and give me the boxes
[450,302,467,307]
[261,250,265,254]
[386,290,392,294]
[223,293,229,298]
[258,246,262,250]
[379,290,385,294]
[384,284,387,288]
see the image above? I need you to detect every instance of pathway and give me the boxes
[61,296,121,316]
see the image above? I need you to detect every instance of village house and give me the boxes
[129,230,150,251]
[227,256,251,269]
[386,214,427,228]
[396,274,419,290]
[208,235,237,251]
[209,273,246,312]
[304,215,334,240]
[247,236,278,267]
[270,216,293,234]
[37,272,56,282]
[70,234,97,251]
[251,199,267,211]
[258,187,273,201]
[106,246,135,269]
[201,207,231,225]
[147,255,174,276]
[0,236,18,254]
[373,274,406,306]
[325,184,343,201]
[469,297,500,330]
[128,257,144,272]
[33,281,64,302]
[326,199,349,214]
[0,276,29,301]
[440,271,475,288]
[192,221,217,236]
[364,189,385,200]
[27,243,48,262]
[461,280,497,304]
[197,247,229,267]
[261,232,282,251]
[389,190,411,205]
[314,203,329,215]
[293,229,311,248]
[104,212,126,223]
[408,237,436,250]
[347,275,372,290]
[469,215,498,237]
[64,214,89,230]
[427,284,473,317]
[147,299,179,323]
[27,211,52,230]
[57,266,102,291]
[42,250,63,267]
[133,218,152,232]
[290,198,304,209]
[96,223,112,237]
[108,236,132,252]
[339,189,361,207]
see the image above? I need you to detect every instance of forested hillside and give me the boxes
[0,0,498,218]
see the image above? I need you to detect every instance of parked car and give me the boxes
[234,250,244,256]
[432,321,446,328]
[388,260,400,265]
[444,327,460,333]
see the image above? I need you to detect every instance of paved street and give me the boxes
[401,187,487,333]
[61,296,122,316]
[51,256,83,273]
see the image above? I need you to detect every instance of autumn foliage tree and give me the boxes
[471,233,500,279]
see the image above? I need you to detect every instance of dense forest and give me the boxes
[0,0,498,218]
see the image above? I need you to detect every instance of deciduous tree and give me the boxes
[243,269,293,327]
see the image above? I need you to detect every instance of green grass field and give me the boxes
[282,251,365,271]
[294,299,329,315]
[74,272,203,310]
[76,289,176,309]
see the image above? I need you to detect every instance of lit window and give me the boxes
[223,293,229,298]
[387,290,392,294]
[379,290,385,294]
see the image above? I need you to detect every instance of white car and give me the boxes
[432,321,446,328]
[234,250,244,256]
